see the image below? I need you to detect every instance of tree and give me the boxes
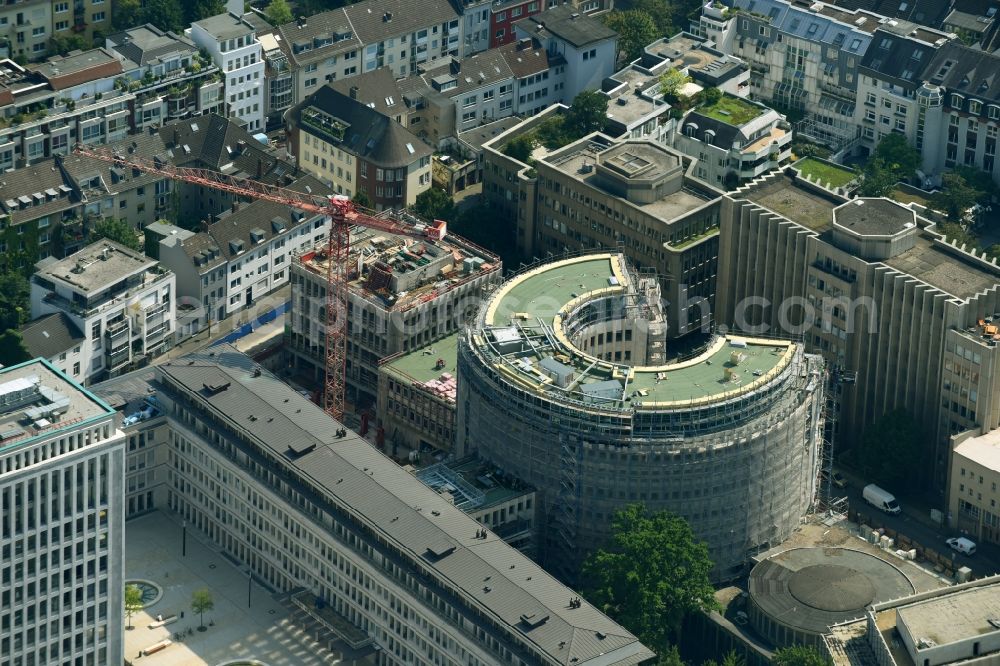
[141,0,184,33]
[872,133,920,182]
[191,588,214,630]
[659,68,692,100]
[931,171,984,222]
[858,409,922,488]
[49,34,91,56]
[703,652,746,666]
[90,218,142,252]
[351,190,372,209]
[604,10,659,63]
[124,584,143,630]
[582,504,718,655]
[112,0,141,30]
[504,134,536,163]
[772,646,832,666]
[0,329,31,367]
[564,90,609,138]
[413,187,457,223]
[265,0,293,25]
[534,115,569,149]
[0,271,29,332]
[857,159,897,197]
[184,0,225,24]
[699,86,722,106]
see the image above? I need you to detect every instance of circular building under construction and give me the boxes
[456,253,826,581]
[747,547,915,648]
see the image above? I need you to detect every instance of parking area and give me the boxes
[124,512,369,666]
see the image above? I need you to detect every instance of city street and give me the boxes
[834,471,1000,578]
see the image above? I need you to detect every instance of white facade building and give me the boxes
[30,241,176,385]
[0,359,125,666]
[190,4,265,132]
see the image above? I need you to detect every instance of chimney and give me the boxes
[232,201,240,213]
[256,158,263,179]
[349,85,359,99]
[518,38,532,51]
[382,11,392,21]
[297,15,307,28]
[226,0,242,18]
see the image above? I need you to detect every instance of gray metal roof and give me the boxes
[193,12,257,41]
[19,312,83,360]
[514,4,618,49]
[153,346,655,666]
[343,0,459,46]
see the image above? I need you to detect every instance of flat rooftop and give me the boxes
[193,12,256,40]
[739,173,841,232]
[896,583,1000,648]
[481,254,796,409]
[885,234,999,300]
[954,428,1000,472]
[383,332,460,390]
[698,95,763,125]
[646,34,743,79]
[0,359,113,454]
[546,139,713,222]
[417,455,531,512]
[297,228,499,312]
[37,240,157,294]
[834,198,916,236]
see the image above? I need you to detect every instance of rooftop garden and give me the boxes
[698,94,763,125]
[795,157,857,189]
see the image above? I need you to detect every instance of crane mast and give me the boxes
[73,143,446,422]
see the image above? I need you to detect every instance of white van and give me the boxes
[862,483,902,515]
[946,537,977,556]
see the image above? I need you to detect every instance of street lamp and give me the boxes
[182,520,187,557]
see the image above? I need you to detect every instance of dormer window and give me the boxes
[951,93,964,108]
[970,100,982,114]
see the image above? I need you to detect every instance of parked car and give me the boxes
[821,469,848,488]
[863,483,902,515]
[946,536,977,556]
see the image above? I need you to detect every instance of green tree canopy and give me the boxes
[564,90,609,138]
[857,159,897,197]
[184,0,225,24]
[265,0,293,25]
[604,10,659,63]
[659,68,692,100]
[772,645,832,666]
[191,588,214,629]
[703,652,746,666]
[858,409,922,488]
[141,0,184,33]
[872,133,920,180]
[413,187,456,223]
[49,34,91,57]
[931,171,984,222]
[504,134,536,163]
[112,0,141,30]
[582,504,718,655]
[90,218,142,252]
[351,190,373,209]
[124,584,144,630]
[699,86,722,106]
[0,329,31,367]
[0,271,29,332]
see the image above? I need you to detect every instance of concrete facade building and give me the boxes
[513,4,617,102]
[93,345,656,666]
[287,84,432,208]
[673,94,792,187]
[949,426,1000,546]
[488,132,725,337]
[715,171,1000,491]
[0,359,125,666]
[0,0,52,62]
[457,252,825,581]
[190,10,265,132]
[30,240,176,384]
[156,175,330,330]
[287,227,501,406]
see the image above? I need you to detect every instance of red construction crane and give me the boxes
[74,143,447,421]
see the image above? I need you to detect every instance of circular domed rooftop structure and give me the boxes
[748,547,915,648]
[457,253,826,582]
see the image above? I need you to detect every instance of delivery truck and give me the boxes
[863,484,901,515]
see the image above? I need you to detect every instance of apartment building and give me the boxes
[696,0,888,149]
[157,175,330,330]
[672,93,792,187]
[260,0,462,126]
[54,0,111,46]
[30,240,176,384]
[287,85,432,209]
[190,9,265,132]
[716,172,1000,491]
[513,4,617,101]
[90,345,655,665]
[644,33,750,97]
[330,68,411,128]
[287,227,501,405]
[950,426,1000,546]
[18,311,84,376]
[492,0,613,48]
[0,159,83,269]
[0,359,125,666]
[0,0,52,62]
[460,0,491,55]
[484,125,725,336]
[106,24,225,127]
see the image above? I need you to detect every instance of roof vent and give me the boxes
[519,613,550,629]
[202,381,230,395]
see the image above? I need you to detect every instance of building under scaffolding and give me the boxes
[456,252,826,582]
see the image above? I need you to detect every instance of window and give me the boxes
[495,29,504,41]
[72,362,79,376]
[989,105,1000,120]
[462,110,476,122]
[91,11,104,21]
[512,6,521,16]
[497,10,506,20]
[54,1,67,11]
[483,89,494,100]
[865,92,876,105]
[970,100,982,114]
[305,77,317,87]
[55,20,68,29]
[463,95,476,107]
[582,48,597,61]
[31,26,44,36]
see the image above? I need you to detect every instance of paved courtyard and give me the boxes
[125,512,371,666]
